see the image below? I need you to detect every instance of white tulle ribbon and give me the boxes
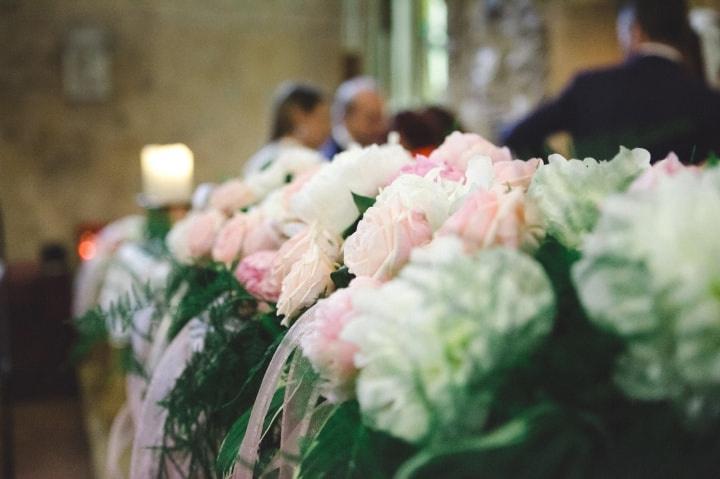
[129,319,207,479]
[230,306,319,478]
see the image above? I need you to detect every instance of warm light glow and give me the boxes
[141,143,194,205]
[78,237,97,261]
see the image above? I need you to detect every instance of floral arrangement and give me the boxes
[74,135,720,479]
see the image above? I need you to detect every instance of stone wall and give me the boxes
[0,0,343,262]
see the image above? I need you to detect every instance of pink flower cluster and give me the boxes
[629,153,699,192]
[300,277,380,402]
[344,201,434,281]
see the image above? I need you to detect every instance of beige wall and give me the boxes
[0,0,343,262]
[543,0,623,95]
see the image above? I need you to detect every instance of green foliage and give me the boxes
[166,263,252,340]
[352,192,376,215]
[71,281,158,369]
[216,387,286,478]
[145,207,173,242]
[708,151,719,168]
[396,404,604,479]
[342,193,377,239]
[330,265,355,289]
[296,400,414,479]
[156,299,285,479]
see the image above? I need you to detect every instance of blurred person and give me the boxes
[421,105,464,144]
[390,110,439,156]
[321,76,388,159]
[244,82,330,175]
[501,0,720,164]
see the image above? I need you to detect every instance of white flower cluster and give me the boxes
[291,144,412,235]
[573,168,720,417]
[342,237,555,443]
[528,147,650,250]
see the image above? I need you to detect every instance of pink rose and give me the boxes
[439,188,542,252]
[429,132,513,171]
[343,200,434,281]
[209,179,256,215]
[234,250,281,303]
[212,212,248,265]
[300,277,380,402]
[629,152,697,192]
[394,155,465,182]
[492,158,543,190]
[187,209,226,259]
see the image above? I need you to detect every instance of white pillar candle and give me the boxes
[141,143,194,205]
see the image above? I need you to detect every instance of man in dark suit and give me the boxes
[501,0,720,164]
[321,76,388,159]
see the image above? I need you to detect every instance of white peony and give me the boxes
[374,174,456,230]
[528,147,650,250]
[573,168,720,417]
[292,144,412,235]
[342,237,555,443]
[247,146,324,199]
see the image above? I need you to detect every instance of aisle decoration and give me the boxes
[74,133,720,479]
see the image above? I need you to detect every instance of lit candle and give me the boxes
[141,143,194,206]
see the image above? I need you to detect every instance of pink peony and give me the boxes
[439,188,542,252]
[395,155,465,182]
[209,179,256,214]
[343,199,434,281]
[429,131,513,171]
[211,212,249,265]
[241,211,284,256]
[186,209,226,259]
[492,158,543,190]
[629,152,698,192]
[276,242,338,321]
[234,250,281,303]
[271,226,314,283]
[300,277,380,402]
[273,226,342,321]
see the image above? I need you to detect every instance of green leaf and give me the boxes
[342,193,377,239]
[330,266,356,289]
[395,405,604,479]
[352,192,376,215]
[216,386,286,477]
[297,400,414,479]
[707,151,719,168]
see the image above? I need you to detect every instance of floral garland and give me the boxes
[75,136,720,478]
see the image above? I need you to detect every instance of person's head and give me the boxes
[333,76,387,146]
[390,110,437,151]
[617,0,691,55]
[270,82,330,149]
[421,105,463,144]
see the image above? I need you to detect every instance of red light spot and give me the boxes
[78,239,97,261]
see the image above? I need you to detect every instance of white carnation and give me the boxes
[573,168,720,417]
[343,241,555,443]
[528,147,650,249]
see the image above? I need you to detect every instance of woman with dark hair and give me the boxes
[389,110,438,157]
[244,82,330,175]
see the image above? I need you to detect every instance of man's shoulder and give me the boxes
[570,63,629,89]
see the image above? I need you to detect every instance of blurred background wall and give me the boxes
[1,0,719,263]
[0,0,343,262]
